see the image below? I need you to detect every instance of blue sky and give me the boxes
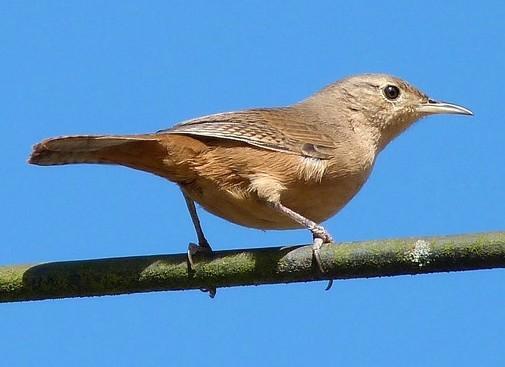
[1,1,504,366]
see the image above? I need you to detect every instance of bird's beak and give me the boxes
[416,99,473,116]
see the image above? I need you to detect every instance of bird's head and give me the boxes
[307,73,473,150]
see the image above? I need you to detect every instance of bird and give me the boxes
[28,73,472,293]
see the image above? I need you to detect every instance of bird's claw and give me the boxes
[187,242,212,270]
[311,236,334,291]
[311,225,334,243]
[187,242,216,298]
[200,287,217,298]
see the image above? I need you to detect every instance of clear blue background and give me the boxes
[2,1,504,365]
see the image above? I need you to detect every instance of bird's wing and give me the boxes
[157,108,337,159]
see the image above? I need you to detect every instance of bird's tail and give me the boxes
[28,134,171,177]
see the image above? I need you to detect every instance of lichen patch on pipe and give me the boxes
[406,240,432,267]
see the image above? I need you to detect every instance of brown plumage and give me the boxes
[29,74,472,285]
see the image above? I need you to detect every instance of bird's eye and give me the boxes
[383,85,400,100]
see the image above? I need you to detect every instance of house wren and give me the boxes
[29,74,473,291]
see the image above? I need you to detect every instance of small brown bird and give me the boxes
[29,73,472,288]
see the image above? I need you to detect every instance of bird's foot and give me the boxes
[200,286,217,298]
[187,241,212,269]
[311,229,334,291]
[187,242,216,298]
[310,224,334,243]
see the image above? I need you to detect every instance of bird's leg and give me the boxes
[269,201,334,290]
[182,192,216,298]
[183,193,212,265]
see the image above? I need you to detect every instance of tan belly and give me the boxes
[181,171,369,230]
[166,139,374,230]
